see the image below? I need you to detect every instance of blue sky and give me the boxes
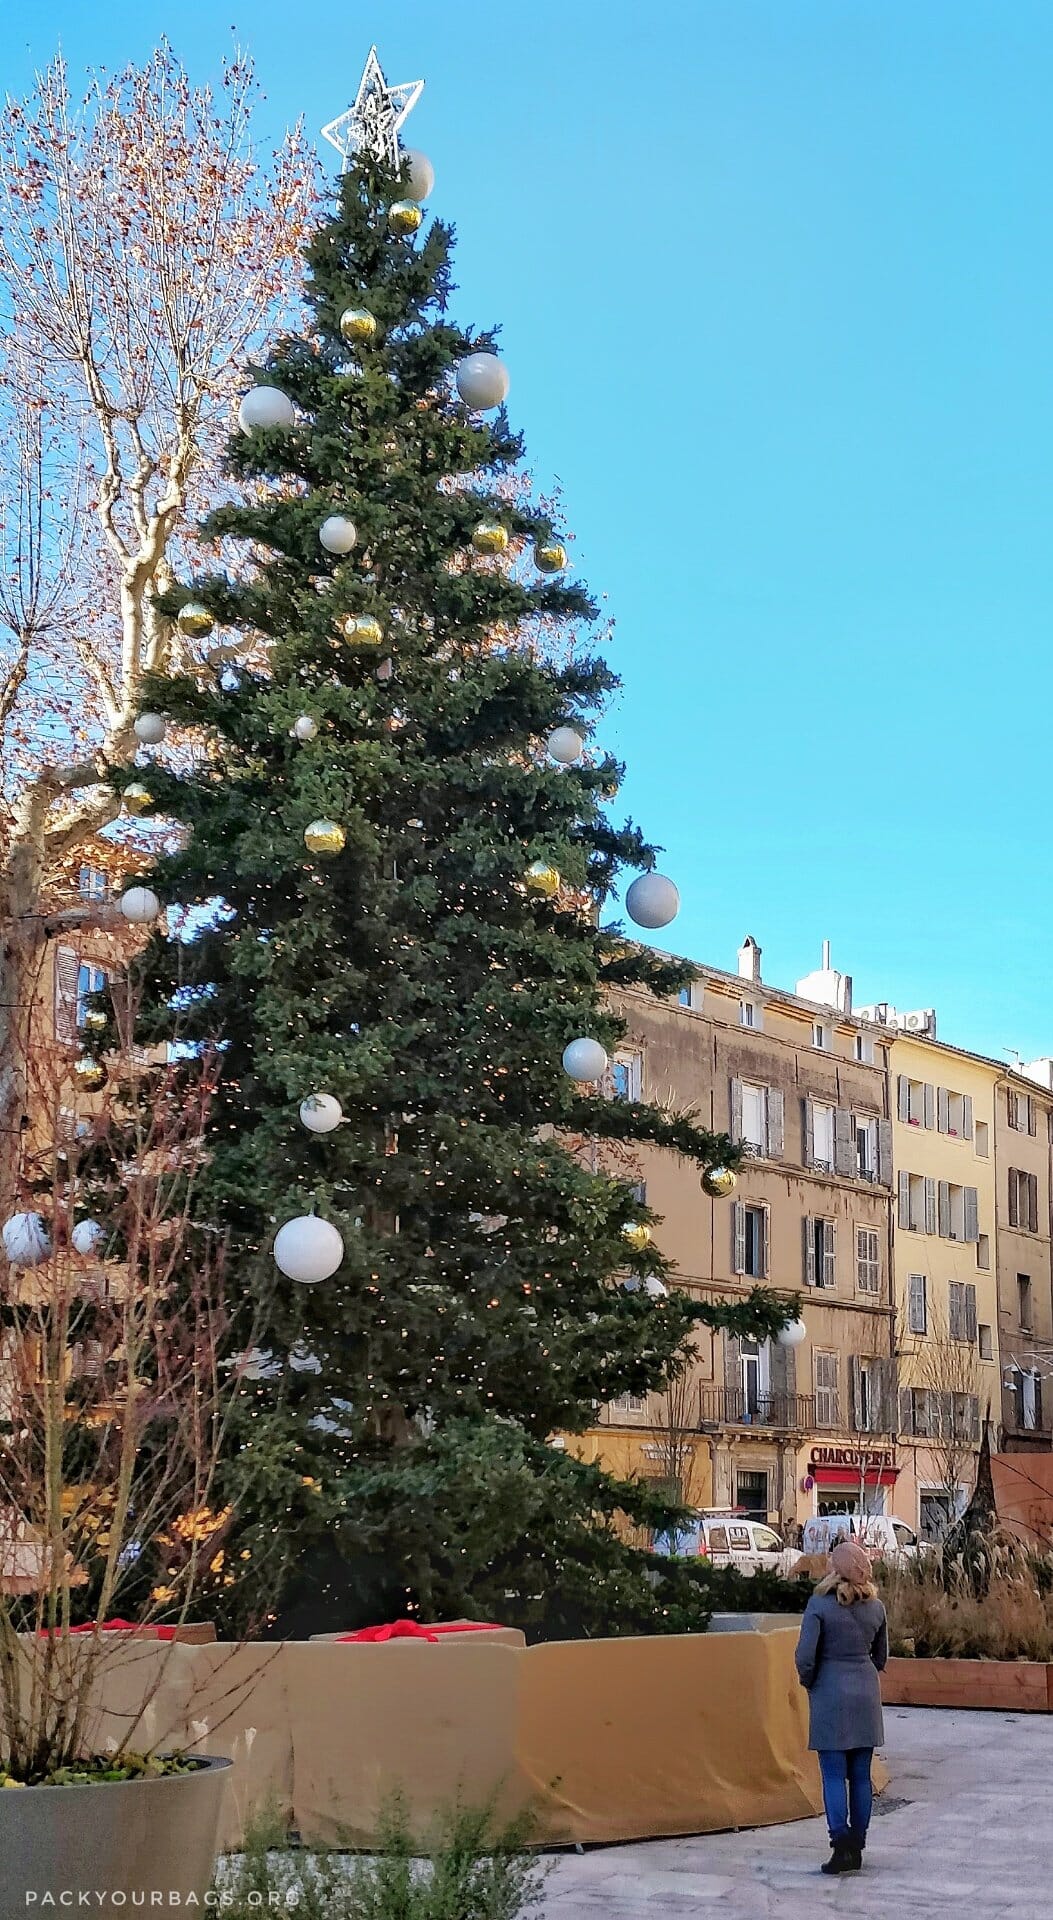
[5,1,1053,1061]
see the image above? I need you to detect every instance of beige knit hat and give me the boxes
[829,1538,873,1585]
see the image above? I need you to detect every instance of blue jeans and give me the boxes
[818,1748,874,1846]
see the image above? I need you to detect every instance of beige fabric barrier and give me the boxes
[82,1628,828,1848]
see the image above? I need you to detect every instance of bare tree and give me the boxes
[0,46,316,1205]
[898,1305,986,1533]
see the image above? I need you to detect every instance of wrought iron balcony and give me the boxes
[697,1388,818,1432]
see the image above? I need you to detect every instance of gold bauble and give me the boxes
[534,540,567,574]
[122,783,152,816]
[340,307,378,343]
[82,1009,108,1034]
[387,200,423,236]
[338,613,384,648]
[177,600,214,638]
[701,1166,738,1199]
[304,818,346,857]
[471,521,509,556]
[73,1057,107,1094]
[621,1222,652,1252]
[524,861,560,898]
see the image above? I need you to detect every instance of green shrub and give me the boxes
[214,1796,547,1920]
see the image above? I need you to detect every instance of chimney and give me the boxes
[737,935,762,983]
[796,939,852,1014]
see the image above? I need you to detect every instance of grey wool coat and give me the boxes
[794,1591,888,1752]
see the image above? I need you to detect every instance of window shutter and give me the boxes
[897,1075,910,1122]
[803,1217,816,1287]
[1029,1174,1039,1234]
[924,1177,937,1235]
[938,1181,951,1237]
[770,1335,796,1399]
[1009,1170,1019,1228]
[1036,1376,1044,1432]
[804,1098,816,1168]
[759,1206,769,1279]
[53,945,80,1044]
[732,1202,746,1276]
[850,1355,863,1432]
[969,1396,981,1443]
[879,1359,896,1433]
[962,1095,974,1140]
[822,1220,836,1290]
[937,1086,950,1133]
[898,1171,911,1230]
[834,1107,855,1177]
[949,1283,963,1341]
[723,1334,741,1400]
[730,1078,743,1140]
[908,1272,927,1333]
[964,1187,979,1243]
[766,1087,784,1159]
[923,1083,936,1129]
[877,1119,893,1186]
[899,1388,913,1436]
[964,1284,978,1344]
[1029,1096,1037,1136]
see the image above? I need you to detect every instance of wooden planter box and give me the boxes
[881,1655,1053,1713]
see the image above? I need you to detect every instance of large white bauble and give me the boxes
[401,149,435,202]
[777,1318,808,1348]
[562,1037,609,1083]
[2,1212,50,1266]
[644,1275,669,1298]
[299,1093,343,1134]
[547,726,584,766]
[133,713,167,746]
[455,352,510,411]
[273,1214,344,1284]
[72,1219,105,1257]
[289,1343,322,1375]
[119,886,161,925]
[625,872,680,930]
[238,386,295,433]
[319,514,357,555]
[292,715,318,743]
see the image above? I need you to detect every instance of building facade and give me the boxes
[577,939,899,1535]
[994,1066,1053,1453]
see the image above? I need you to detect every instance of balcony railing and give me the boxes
[697,1388,818,1431]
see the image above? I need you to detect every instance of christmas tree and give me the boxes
[131,81,790,1637]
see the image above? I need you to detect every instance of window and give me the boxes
[76,963,106,1029]
[978,1323,993,1361]
[907,1272,928,1334]
[736,1470,768,1522]
[899,1171,936,1234]
[1018,1274,1034,1333]
[939,1089,973,1139]
[78,865,108,899]
[812,1021,830,1051]
[739,1338,770,1417]
[948,1281,978,1344]
[920,1491,957,1543]
[852,1356,879,1433]
[611,1051,642,1102]
[612,1392,646,1415]
[1020,1370,1041,1432]
[976,1232,991,1271]
[731,1079,784,1159]
[678,985,693,1008]
[754,1524,783,1550]
[907,1388,932,1437]
[1008,1089,1036,1134]
[855,1226,880,1294]
[733,1202,768,1279]
[811,1101,835,1170]
[898,1076,935,1128]
[855,1114,878,1179]
[1008,1169,1039,1232]
[854,1032,875,1065]
[739,999,758,1029]
[975,1120,989,1159]
[804,1217,836,1289]
[814,1351,838,1427]
[936,1181,979,1242]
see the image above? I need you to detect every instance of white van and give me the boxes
[801,1514,922,1562]
[654,1510,796,1574]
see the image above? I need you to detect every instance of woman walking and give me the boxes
[794,1538,888,1875]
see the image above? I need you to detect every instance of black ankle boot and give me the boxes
[821,1839,857,1875]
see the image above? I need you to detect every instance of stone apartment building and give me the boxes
[577,938,898,1534]
[994,1063,1053,1453]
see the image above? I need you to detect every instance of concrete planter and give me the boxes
[0,1755,231,1914]
[881,1656,1053,1712]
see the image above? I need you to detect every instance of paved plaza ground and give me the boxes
[540,1706,1053,1919]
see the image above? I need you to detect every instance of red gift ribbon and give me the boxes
[335,1619,502,1643]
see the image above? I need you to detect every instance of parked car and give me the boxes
[654,1509,797,1574]
[800,1514,923,1562]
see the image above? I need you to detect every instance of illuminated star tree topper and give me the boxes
[321,46,424,171]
